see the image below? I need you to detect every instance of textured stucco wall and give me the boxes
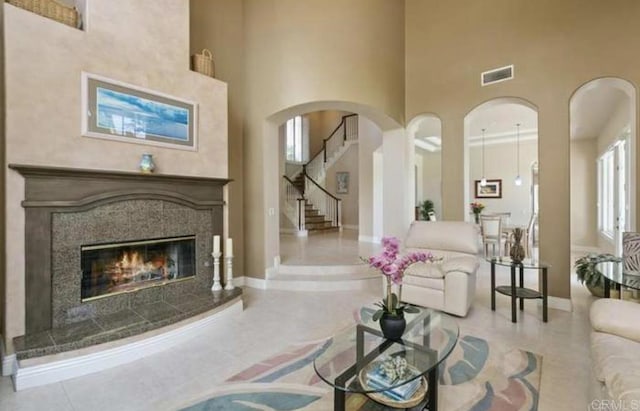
[3,0,228,351]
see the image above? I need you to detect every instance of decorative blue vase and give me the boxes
[139,154,155,173]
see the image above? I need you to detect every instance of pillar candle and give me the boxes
[213,235,220,254]
[226,238,233,257]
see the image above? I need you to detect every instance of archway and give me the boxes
[263,101,404,273]
[569,78,637,260]
[464,98,540,256]
[407,114,443,221]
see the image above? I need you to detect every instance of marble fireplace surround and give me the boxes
[10,164,230,335]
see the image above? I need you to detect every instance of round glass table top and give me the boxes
[487,256,550,269]
[312,306,459,394]
[596,261,640,291]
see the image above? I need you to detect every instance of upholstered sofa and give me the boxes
[590,298,640,404]
[401,221,480,317]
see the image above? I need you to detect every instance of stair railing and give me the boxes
[282,175,306,231]
[305,114,358,184]
[304,173,341,228]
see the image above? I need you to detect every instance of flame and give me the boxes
[108,250,167,284]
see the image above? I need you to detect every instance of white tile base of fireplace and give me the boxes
[11,297,243,391]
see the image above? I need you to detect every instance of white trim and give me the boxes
[12,299,243,391]
[358,235,381,244]
[546,297,573,312]
[234,276,267,289]
[571,245,601,254]
[279,228,308,237]
[342,224,359,230]
[1,339,17,377]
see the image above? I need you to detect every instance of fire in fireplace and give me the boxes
[81,235,196,301]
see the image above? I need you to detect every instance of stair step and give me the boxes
[305,215,326,223]
[305,210,319,216]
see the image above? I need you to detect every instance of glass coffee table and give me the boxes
[313,307,458,411]
[488,257,549,323]
[596,260,640,298]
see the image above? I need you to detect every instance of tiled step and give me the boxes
[267,264,381,291]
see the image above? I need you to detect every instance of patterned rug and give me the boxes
[179,309,542,411]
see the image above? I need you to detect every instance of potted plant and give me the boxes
[419,200,435,221]
[366,237,436,339]
[574,253,621,297]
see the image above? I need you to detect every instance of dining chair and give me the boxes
[480,215,503,257]
[623,232,640,274]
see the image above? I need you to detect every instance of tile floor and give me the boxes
[280,229,380,265]
[0,235,596,411]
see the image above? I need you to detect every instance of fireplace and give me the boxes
[81,235,196,301]
[11,164,230,333]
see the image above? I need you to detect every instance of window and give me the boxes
[598,150,615,237]
[285,116,308,163]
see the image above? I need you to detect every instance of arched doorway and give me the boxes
[407,114,443,221]
[569,78,637,258]
[464,98,540,256]
[263,101,404,272]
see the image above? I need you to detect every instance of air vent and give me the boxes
[481,65,514,86]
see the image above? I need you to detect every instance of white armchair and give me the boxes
[400,221,480,317]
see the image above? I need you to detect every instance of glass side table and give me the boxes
[487,257,549,323]
[596,261,640,298]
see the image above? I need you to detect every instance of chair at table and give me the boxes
[623,232,640,274]
[480,215,503,257]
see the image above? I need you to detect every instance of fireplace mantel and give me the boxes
[10,164,230,334]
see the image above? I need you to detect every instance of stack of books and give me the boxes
[365,362,422,401]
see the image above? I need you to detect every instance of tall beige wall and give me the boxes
[326,144,359,228]
[3,0,228,351]
[570,139,598,248]
[0,3,5,340]
[243,0,405,277]
[406,0,640,299]
[190,0,244,278]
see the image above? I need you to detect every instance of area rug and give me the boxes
[179,308,542,411]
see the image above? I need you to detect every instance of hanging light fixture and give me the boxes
[514,123,522,186]
[480,128,487,186]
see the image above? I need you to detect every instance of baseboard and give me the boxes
[280,228,308,237]
[1,338,17,376]
[546,296,572,312]
[235,275,267,289]
[358,235,381,244]
[12,299,244,391]
[571,245,601,254]
[342,224,358,230]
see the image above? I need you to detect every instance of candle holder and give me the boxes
[211,251,223,291]
[224,255,235,290]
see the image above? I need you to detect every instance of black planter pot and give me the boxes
[379,313,406,340]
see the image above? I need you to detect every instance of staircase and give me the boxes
[282,114,358,235]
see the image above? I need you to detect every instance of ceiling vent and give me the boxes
[481,65,514,86]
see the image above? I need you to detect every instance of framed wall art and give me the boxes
[336,172,349,194]
[475,179,502,198]
[81,72,197,150]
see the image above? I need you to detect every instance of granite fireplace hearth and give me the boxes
[10,165,241,360]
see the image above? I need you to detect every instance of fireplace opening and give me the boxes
[81,235,196,301]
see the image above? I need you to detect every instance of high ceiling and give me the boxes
[467,102,538,141]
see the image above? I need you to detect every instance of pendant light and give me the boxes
[480,128,487,186]
[514,123,522,186]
